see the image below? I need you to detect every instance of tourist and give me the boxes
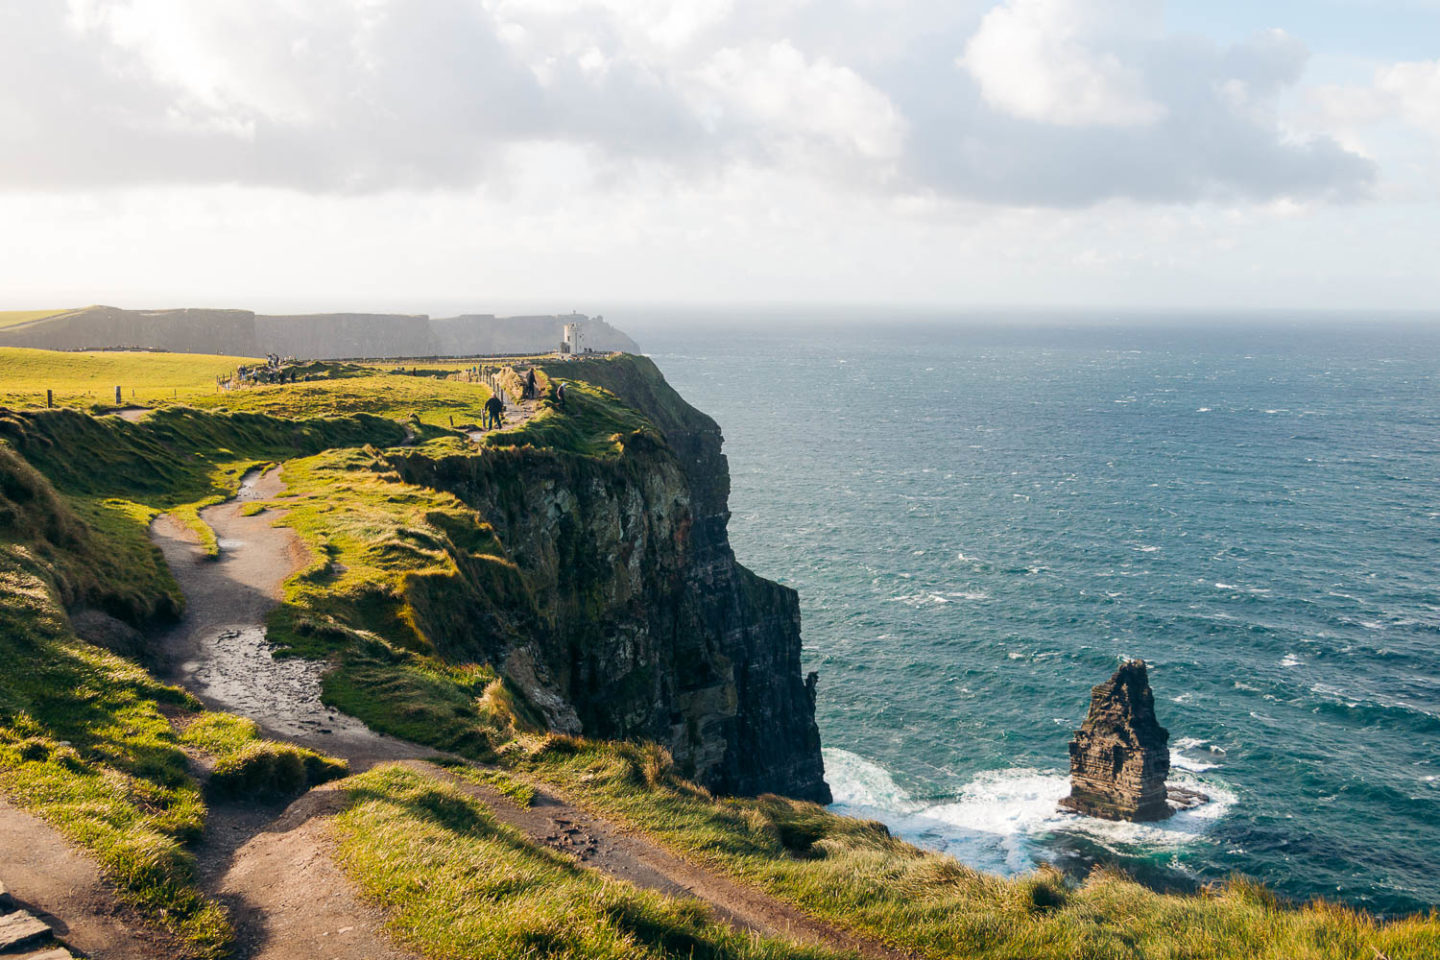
[484,394,505,429]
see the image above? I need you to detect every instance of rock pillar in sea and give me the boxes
[1059,659,1172,822]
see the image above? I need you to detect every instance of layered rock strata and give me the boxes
[1059,659,1172,821]
[388,355,831,803]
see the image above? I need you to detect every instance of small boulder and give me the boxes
[1059,660,1173,822]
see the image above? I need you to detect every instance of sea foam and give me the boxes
[824,749,1234,877]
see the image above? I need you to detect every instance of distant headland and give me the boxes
[0,305,639,359]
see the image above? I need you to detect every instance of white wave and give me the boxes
[1280,653,1302,668]
[1171,752,1219,773]
[1135,545,1161,553]
[1196,407,1211,412]
[824,749,1234,878]
[886,590,987,606]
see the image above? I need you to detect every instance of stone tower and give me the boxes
[1059,659,1172,821]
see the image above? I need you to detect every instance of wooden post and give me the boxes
[115,385,122,404]
[46,389,53,408]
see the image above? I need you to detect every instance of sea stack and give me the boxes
[1059,660,1172,822]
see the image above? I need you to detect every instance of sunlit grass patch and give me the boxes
[0,345,257,409]
[333,764,843,960]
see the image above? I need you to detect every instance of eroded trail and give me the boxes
[151,467,419,766]
[151,466,426,960]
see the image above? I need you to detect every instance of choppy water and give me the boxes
[643,319,1440,915]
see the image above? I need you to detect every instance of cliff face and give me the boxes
[0,306,258,355]
[391,356,830,802]
[255,313,436,359]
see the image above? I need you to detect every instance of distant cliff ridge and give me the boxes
[0,305,639,358]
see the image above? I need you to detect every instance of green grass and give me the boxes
[518,739,1440,960]
[436,757,539,807]
[0,483,229,956]
[485,377,655,458]
[179,714,348,800]
[332,764,843,960]
[249,444,530,760]
[0,346,495,428]
[186,373,494,428]
[0,309,67,330]
[0,345,259,409]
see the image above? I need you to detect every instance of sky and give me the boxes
[1,0,1438,314]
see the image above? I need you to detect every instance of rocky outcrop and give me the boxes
[1059,660,1172,821]
[388,355,829,803]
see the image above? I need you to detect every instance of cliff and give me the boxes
[0,305,637,359]
[254,313,436,359]
[387,355,830,801]
[0,306,258,355]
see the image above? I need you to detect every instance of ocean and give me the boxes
[640,318,1440,915]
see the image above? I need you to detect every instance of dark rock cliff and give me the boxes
[389,356,830,802]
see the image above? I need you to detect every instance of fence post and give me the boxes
[115,385,122,404]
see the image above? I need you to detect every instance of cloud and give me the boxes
[1375,60,1440,134]
[907,6,1373,206]
[689,41,906,161]
[960,0,1164,127]
[0,0,1376,208]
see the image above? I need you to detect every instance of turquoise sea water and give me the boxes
[643,320,1440,915]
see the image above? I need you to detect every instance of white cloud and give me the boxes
[959,0,1164,127]
[690,41,906,160]
[0,0,1375,209]
[1376,59,1440,134]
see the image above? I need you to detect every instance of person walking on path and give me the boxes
[525,368,538,400]
[484,394,505,429]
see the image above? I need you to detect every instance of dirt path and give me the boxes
[151,467,421,767]
[213,788,414,960]
[150,466,427,960]
[410,762,913,960]
[0,797,181,959]
[466,393,541,441]
[111,406,152,422]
